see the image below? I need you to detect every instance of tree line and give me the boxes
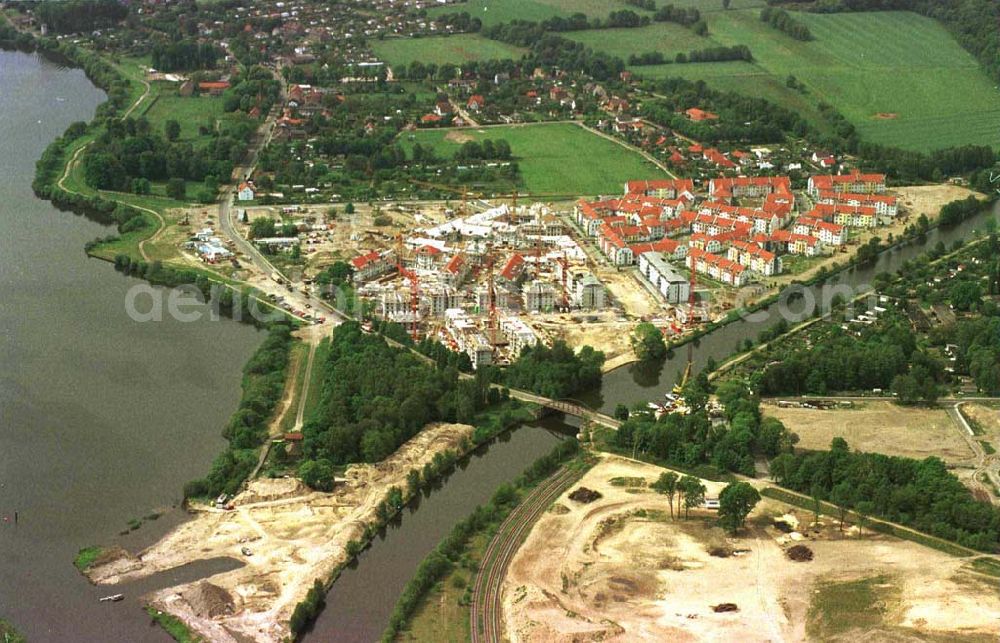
[629,44,753,65]
[771,437,1000,551]
[760,7,813,40]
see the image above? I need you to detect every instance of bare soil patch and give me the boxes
[502,455,1000,642]
[764,401,975,464]
[444,130,474,144]
[874,112,899,119]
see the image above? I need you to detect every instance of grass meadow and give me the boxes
[400,122,665,196]
[372,34,526,67]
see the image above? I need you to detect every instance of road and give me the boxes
[470,466,581,643]
[949,402,1000,504]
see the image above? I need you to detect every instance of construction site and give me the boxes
[213,170,931,372]
[502,455,1000,643]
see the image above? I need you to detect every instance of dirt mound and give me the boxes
[444,130,474,144]
[569,487,603,503]
[874,112,898,119]
[712,603,739,613]
[786,545,814,562]
[183,581,237,618]
[709,546,732,558]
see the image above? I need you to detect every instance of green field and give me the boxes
[428,0,763,27]
[564,21,710,61]
[143,93,231,143]
[632,9,1000,151]
[400,122,665,195]
[372,34,526,67]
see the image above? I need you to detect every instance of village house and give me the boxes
[237,182,255,201]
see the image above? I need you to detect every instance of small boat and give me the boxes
[99,594,124,603]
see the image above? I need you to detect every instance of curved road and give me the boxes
[470,466,580,643]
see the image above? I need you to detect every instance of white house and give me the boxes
[237,182,255,201]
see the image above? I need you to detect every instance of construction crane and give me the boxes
[395,234,421,342]
[557,251,570,310]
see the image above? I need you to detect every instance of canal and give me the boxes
[307,417,573,641]
[585,203,1000,414]
[0,50,262,641]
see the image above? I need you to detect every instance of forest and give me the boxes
[300,322,503,468]
[31,0,127,34]
[771,438,1000,551]
[150,39,221,72]
[756,314,945,402]
[503,340,604,399]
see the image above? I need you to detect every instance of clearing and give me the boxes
[763,400,975,464]
[85,422,474,643]
[502,455,1000,642]
[400,123,666,196]
[371,34,526,68]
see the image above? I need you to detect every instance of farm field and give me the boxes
[669,9,1000,151]
[564,21,710,61]
[371,34,526,67]
[399,122,665,196]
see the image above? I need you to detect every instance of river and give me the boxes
[5,44,998,643]
[0,51,262,641]
[308,417,572,642]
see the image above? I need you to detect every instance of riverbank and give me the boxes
[87,422,475,642]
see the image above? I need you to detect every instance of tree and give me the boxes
[165,119,181,141]
[345,202,355,215]
[631,322,666,361]
[855,500,875,537]
[166,178,187,201]
[679,475,706,519]
[614,404,630,421]
[652,471,679,519]
[299,458,335,491]
[718,481,760,533]
[830,482,853,531]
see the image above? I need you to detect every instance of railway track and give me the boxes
[470,466,580,643]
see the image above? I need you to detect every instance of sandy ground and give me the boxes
[764,401,976,464]
[502,455,1000,642]
[895,184,986,221]
[533,313,638,371]
[963,403,1000,444]
[597,268,662,318]
[87,422,474,643]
